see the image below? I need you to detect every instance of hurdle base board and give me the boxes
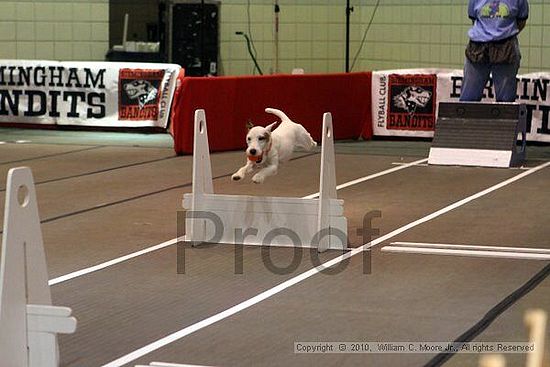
[183,193,344,216]
[428,147,516,168]
[183,193,347,250]
[184,212,348,249]
[183,217,348,249]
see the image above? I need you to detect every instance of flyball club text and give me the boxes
[0,66,106,119]
[450,76,550,134]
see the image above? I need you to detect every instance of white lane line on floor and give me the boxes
[48,238,179,286]
[303,158,428,199]
[390,241,550,254]
[49,158,428,286]
[0,141,32,145]
[391,161,429,167]
[136,363,215,367]
[101,161,550,367]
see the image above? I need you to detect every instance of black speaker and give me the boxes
[428,102,527,168]
[165,0,220,76]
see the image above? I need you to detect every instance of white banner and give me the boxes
[0,60,181,128]
[372,68,550,143]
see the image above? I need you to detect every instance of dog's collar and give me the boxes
[260,140,272,163]
[264,139,272,156]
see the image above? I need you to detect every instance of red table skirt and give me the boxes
[169,72,373,155]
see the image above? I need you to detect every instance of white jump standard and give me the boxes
[0,168,77,367]
[183,109,348,251]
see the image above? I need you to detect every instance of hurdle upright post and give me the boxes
[525,309,547,367]
[478,354,506,367]
[317,112,339,252]
[189,109,214,244]
[0,167,77,367]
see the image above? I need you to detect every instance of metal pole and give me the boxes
[274,0,280,73]
[200,0,205,75]
[345,0,353,73]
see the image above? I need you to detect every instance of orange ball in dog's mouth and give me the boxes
[247,155,262,163]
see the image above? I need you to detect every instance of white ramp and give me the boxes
[428,102,527,168]
[0,167,77,367]
[183,110,348,252]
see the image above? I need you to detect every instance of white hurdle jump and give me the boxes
[183,109,347,252]
[0,167,77,367]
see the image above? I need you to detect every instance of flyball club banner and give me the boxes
[0,60,181,128]
[373,68,550,143]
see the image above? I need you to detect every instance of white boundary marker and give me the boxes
[382,247,550,261]
[390,242,550,253]
[391,162,530,170]
[48,159,428,286]
[381,242,550,261]
[101,161,549,367]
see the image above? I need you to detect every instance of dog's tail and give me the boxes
[265,108,292,123]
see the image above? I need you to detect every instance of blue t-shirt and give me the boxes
[468,0,529,42]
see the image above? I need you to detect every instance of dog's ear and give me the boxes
[246,120,254,130]
[265,121,278,133]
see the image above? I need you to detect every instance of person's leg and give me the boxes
[492,60,520,102]
[460,58,491,101]
[492,37,521,102]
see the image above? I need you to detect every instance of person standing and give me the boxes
[460,0,529,102]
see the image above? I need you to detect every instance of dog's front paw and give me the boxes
[232,173,243,181]
[252,174,265,184]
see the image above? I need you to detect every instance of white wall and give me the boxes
[0,0,548,75]
[219,0,550,75]
[0,0,109,61]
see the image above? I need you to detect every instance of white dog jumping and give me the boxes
[232,108,317,184]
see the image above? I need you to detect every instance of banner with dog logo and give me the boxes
[373,69,550,143]
[386,74,437,133]
[0,60,181,128]
[372,69,445,138]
